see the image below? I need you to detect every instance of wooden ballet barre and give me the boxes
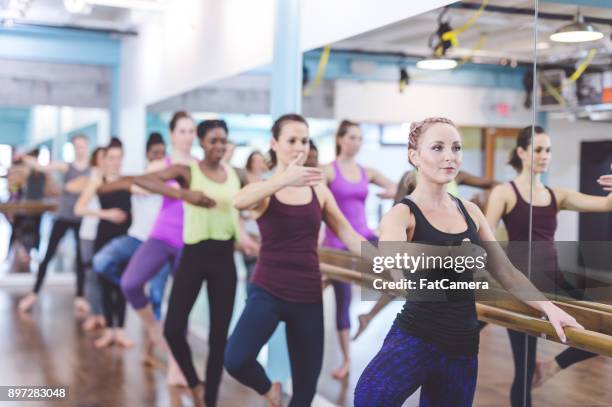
[0,201,57,215]
[476,304,612,358]
[318,250,612,357]
[477,298,612,336]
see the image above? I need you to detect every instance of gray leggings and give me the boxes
[81,239,102,316]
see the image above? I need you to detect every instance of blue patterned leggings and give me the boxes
[355,325,478,407]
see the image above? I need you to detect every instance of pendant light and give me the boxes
[416,57,458,70]
[550,11,603,43]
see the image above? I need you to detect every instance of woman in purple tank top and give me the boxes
[98,112,196,385]
[224,114,370,407]
[321,119,397,379]
[486,125,612,407]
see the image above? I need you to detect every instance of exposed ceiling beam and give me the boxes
[451,2,612,25]
[543,0,612,10]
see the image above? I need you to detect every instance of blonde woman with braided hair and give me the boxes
[354,118,582,407]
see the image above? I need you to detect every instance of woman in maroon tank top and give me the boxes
[224,114,370,407]
[486,125,612,406]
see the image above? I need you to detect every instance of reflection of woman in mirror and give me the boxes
[486,125,612,406]
[354,118,581,407]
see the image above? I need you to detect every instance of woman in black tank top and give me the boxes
[486,126,612,406]
[74,139,133,349]
[355,118,583,407]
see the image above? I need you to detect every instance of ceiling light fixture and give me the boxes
[550,11,603,43]
[416,57,458,71]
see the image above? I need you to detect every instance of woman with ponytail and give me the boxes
[486,125,612,406]
[321,119,397,380]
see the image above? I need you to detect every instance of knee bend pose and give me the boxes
[18,135,91,314]
[75,139,132,348]
[486,126,612,406]
[104,119,192,338]
[354,118,582,407]
[122,116,193,326]
[111,116,196,381]
[135,119,248,407]
[224,114,368,407]
[84,134,166,344]
[321,120,396,380]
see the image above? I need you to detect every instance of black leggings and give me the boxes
[34,218,84,296]
[99,276,126,328]
[164,239,237,407]
[11,214,42,252]
[507,329,596,407]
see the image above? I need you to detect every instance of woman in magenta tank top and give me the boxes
[486,125,612,407]
[101,112,196,385]
[224,114,370,407]
[322,119,397,380]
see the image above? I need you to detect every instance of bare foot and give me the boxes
[167,358,188,387]
[332,361,350,380]
[168,386,183,407]
[146,324,167,352]
[533,360,562,388]
[265,381,282,407]
[115,329,135,348]
[18,293,38,313]
[82,315,105,332]
[352,314,371,340]
[142,352,166,369]
[94,329,115,348]
[73,297,91,317]
[190,383,206,407]
[142,335,165,369]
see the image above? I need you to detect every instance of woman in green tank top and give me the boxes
[135,119,248,407]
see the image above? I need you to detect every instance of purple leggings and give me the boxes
[121,238,182,310]
[333,281,352,331]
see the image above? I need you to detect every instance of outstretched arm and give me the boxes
[22,155,69,174]
[366,167,397,199]
[74,176,125,224]
[456,170,498,189]
[472,203,583,342]
[554,187,612,213]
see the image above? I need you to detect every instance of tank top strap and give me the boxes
[308,186,320,209]
[359,164,368,183]
[331,160,342,182]
[399,196,424,221]
[508,180,523,203]
[451,196,478,233]
[165,156,172,166]
[545,186,558,211]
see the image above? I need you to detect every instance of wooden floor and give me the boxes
[0,287,264,407]
[1,285,611,407]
